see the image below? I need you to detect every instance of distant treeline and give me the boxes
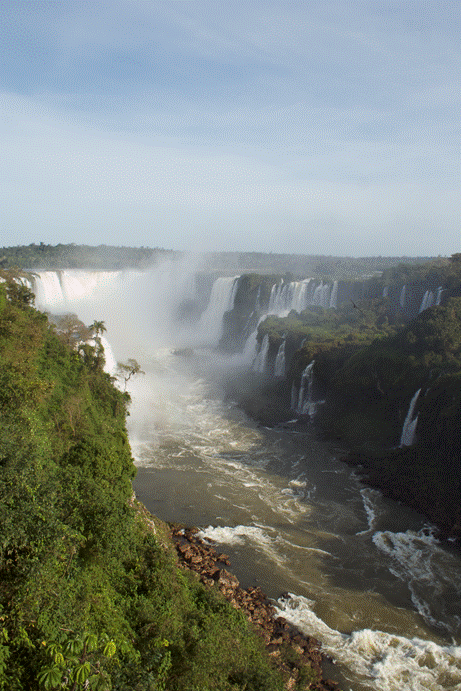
[0,243,176,270]
[0,242,437,277]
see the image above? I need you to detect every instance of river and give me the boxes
[32,263,461,691]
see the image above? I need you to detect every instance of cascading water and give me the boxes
[399,284,406,310]
[419,290,434,313]
[296,360,316,416]
[252,334,270,373]
[329,280,338,309]
[197,276,239,344]
[274,339,286,378]
[399,389,421,447]
[244,278,336,367]
[268,278,336,316]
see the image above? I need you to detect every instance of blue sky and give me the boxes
[1,1,459,256]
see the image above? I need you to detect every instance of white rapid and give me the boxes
[30,263,461,691]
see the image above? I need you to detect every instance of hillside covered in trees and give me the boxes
[0,276,325,691]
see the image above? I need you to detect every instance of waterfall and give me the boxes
[329,280,338,309]
[274,339,286,378]
[268,282,292,314]
[99,336,118,376]
[436,286,443,306]
[291,279,313,312]
[382,286,389,298]
[197,276,239,344]
[30,261,239,355]
[399,285,406,309]
[312,281,331,308]
[254,286,261,313]
[419,290,434,313]
[253,334,270,373]
[32,270,125,310]
[268,278,335,317]
[297,361,315,416]
[243,277,337,371]
[399,389,421,447]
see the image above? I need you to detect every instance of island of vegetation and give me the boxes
[0,272,335,690]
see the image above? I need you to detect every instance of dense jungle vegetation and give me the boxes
[0,277,300,691]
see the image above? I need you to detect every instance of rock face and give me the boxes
[171,525,338,691]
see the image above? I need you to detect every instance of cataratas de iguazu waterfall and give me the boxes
[28,258,461,691]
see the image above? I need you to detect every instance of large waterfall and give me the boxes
[30,263,237,352]
[197,276,239,344]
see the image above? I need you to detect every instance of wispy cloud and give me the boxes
[1,1,459,255]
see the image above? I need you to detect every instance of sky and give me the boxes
[1,0,459,257]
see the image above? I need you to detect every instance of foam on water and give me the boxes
[275,594,461,691]
[198,524,290,571]
[356,488,383,536]
[373,528,461,633]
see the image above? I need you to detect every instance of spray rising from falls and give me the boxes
[30,262,243,456]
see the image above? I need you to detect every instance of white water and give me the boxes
[245,277,338,367]
[275,594,461,691]
[294,360,323,417]
[252,333,270,373]
[400,389,421,447]
[400,285,406,310]
[419,290,435,313]
[198,276,239,344]
[274,339,286,378]
[268,277,337,316]
[31,264,461,691]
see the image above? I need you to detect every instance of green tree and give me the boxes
[116,359,145,390]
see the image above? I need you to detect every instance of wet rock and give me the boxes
[170,523,339,691]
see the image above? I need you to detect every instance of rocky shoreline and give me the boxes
[170,524,338,691]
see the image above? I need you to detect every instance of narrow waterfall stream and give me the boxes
[31,265,461,691]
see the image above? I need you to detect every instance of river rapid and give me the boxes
[32,264,461,691]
